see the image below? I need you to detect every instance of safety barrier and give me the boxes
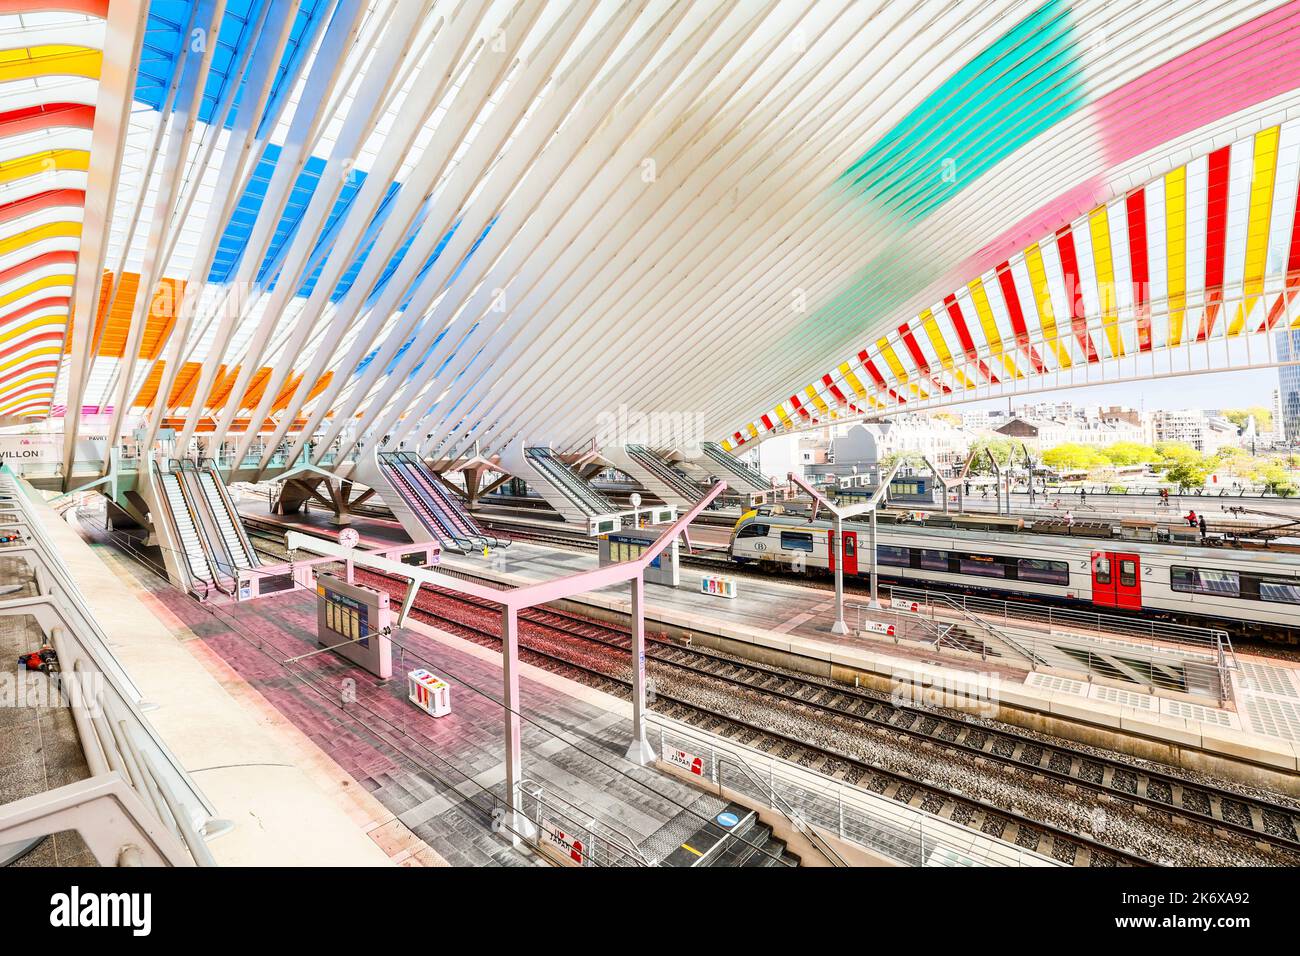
[650,717,1062,867]
[0,469,223,865]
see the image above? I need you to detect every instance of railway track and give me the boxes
[348,566,1142,866]
[245,520,1300,864]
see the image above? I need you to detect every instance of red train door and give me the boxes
[1092,551,1141,609]
[828,530,859,575]
[1091,551,1116,607]
[1113,552,1141,609]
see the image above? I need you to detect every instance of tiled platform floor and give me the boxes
[0,611,96,866]
[113,552,711,866]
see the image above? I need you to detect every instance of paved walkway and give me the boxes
[128,563,710,866]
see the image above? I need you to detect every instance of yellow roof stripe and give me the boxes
[918,308,953,370]
[968,278,1022,378]
[1087,205,1123,358]
[0,273,73,311]
[804,384,828,415]
[1233,126,1279,336]
[1023,243,1071,368]
[0,390,53,415]
[0,345,59,376]
[0,148,90,186]
[0,314,64,345]
[836,361,866,398]
[0,221,81,259]
[0,45,102,83]
[1165,166,1187,346]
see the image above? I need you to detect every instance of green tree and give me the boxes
[1100,441,1159,466]
[966,437,1021,475]
[1223,406,1273,434]
[1155,441,1200,464]
[1258,464,1297,497]
[1042,443,1109,472]
[1165,459,1207,491]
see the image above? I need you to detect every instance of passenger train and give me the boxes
[728,509,1300,643]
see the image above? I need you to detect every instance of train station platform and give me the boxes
[23,492,394,866]
[111,549,778,866]
[230,505,1300,792]
[430,542,1300,793]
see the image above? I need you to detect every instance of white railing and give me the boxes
[651,717,1061,867]
[0,470,224,865]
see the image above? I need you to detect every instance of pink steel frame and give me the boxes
[788,463,901,633]
[286,481,727,846]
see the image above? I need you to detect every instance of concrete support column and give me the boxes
[625,573,656,764]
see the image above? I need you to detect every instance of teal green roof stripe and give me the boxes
[839,0,1088,224]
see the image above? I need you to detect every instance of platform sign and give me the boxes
[316,574,392,679]
[890,598,921,614]
[597,529,678,586]
[540,820,585,865]
[665,747,704,776]
[863,621,896,637]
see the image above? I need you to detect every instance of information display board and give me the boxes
[597,529,679,586]
[316,574,392,678]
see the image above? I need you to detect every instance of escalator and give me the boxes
[393,453,506,548]
[152,461,230,597]
[195,460,260,570]
[172,460,239,593]
[699,442,770,494]
[626,445,708,503]
[378,453,474,553]
[524,447,618,516]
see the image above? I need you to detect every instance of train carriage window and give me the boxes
[1260,580,1300,604]
[958,553,1007,578]
[1120,560,1137,588]
[1017,558,1069,585]
[878,545,909,567]
[918,549,948,571]
[1171,566,1240,597]
[1094,557,1110,584]
[736,523,769,539]
[780,531,814,552]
